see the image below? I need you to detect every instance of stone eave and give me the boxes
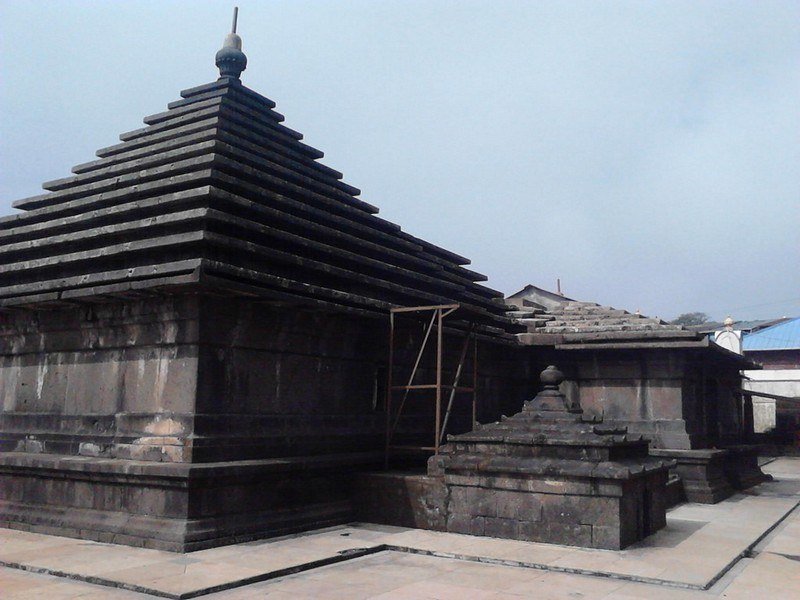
[514,329,761,368]
[448,432,647,446]
[517,329,702,347]
[707,341,761,369]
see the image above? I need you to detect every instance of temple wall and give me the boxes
[710,366,746,444]
[0,295,533,464]
[0,298,200,461]
[551,348,747,450]
[553,350,692,449]
[192,298,385,461]
[0,295,534,550]
[191,297,534,462]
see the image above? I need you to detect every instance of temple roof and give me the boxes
[0,36,519,337]
[509,297,758,366]
[508,299,698,343]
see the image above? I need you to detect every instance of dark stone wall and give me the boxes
[708,362,747,445]
[547,348,748,450]
[192,297,387,461]
[0,452,369,551]
[0,297,200,461]
[385,318,535,453]
[354,472,448,531]
[191,297,535,462]
[0,295,534,464]
[437,465,667,550]
[355,456,668,549]
[0,294,535,550]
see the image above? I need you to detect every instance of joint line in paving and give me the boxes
[384,544,705,591]
[1,545,387,600]
[700,498,800,590]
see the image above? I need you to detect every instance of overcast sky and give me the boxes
[1,1,798,321]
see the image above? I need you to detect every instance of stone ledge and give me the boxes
[0,450,383,480]
[650,448,735,503]
[2,499,355,552]
[650,448,729,461]
[0,451,380,551]
[440,454,672,480]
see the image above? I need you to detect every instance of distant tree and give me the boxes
[670,312,711,326]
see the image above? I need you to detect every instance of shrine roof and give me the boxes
[507,287,708,347]
[0,27,520,338]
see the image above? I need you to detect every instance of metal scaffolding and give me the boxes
[385,304,478,465]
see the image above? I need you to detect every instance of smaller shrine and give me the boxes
[428,366,672,549]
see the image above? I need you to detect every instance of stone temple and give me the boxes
[0,19,766,552]
[0,21,529,552]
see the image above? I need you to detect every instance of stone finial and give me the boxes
[540,365,564,390]
[215,7,247,80]
[525,365,583,414]
[724,316,734,330]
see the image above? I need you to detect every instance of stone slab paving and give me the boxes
[1,457,799,599]
[0,525,391,598]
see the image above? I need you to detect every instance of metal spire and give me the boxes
[215,7,247,80]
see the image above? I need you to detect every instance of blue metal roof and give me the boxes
[743,317,800,351]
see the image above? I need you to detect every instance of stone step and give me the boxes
[544,317,663,327]
[516,318,555,328]
[548,310,631,320]
[542,324,666,333]
[506,310,538,319]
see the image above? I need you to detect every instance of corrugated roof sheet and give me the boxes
[743,317,800,351]
[686,317,790,334]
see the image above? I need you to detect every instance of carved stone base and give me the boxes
[723,445,772,490]
[650,448,734,504]
[0,451,380,551]
[430,455,668,550]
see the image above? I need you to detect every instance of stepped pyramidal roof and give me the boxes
[0,18,518,337]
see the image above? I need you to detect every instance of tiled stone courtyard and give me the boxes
[2,457,799,599]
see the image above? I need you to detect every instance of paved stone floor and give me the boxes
[1,457,799,599]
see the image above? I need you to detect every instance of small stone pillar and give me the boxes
[429,366,672,549]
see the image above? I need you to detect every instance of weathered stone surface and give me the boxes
[354,472,447,531]
[0,292,532,549]
[508,298,697,340]
[425,366,671,550]
[650,448,735,503]
[0,37,538,552]
[0,451,373,551]
[1,74,519,336]
[508,290,766,503]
